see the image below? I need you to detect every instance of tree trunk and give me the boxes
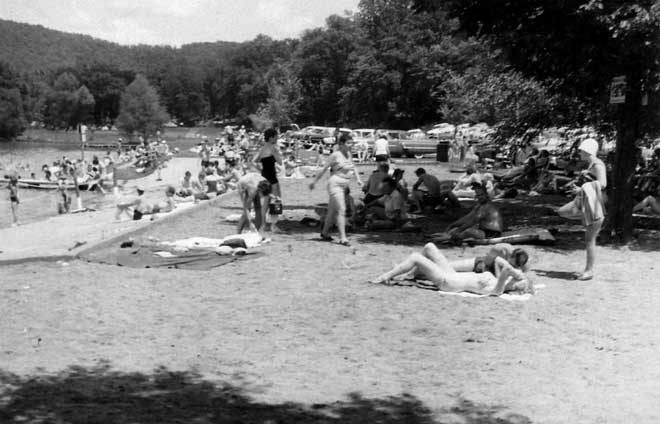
[604,86,641,243]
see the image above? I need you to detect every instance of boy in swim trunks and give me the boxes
[8,176,20,226]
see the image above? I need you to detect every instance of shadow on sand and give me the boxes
[0,364,532,424]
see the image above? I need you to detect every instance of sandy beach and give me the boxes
[2,162,660,423]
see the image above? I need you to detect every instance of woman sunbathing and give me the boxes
[369,242,533,295]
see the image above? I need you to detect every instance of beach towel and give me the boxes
[559,181,605,226]
[112,246,264,270]
[387,280,545,301]
[429,228,555,245]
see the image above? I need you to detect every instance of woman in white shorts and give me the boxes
[309,135,363,246]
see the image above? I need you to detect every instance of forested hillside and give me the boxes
[0,19,138,71]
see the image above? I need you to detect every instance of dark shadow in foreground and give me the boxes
[0,364,533,424]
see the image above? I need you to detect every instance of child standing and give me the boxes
[8,176,19,226]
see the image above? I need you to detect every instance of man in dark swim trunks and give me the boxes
[445,182,503,242]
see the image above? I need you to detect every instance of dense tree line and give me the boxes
[0,2,658,144]
[0,5,563,135]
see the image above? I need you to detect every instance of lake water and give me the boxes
[0,141,113,228]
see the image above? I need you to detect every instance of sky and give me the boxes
[0,0,361,46]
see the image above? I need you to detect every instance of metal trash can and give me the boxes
[436,141,450,162]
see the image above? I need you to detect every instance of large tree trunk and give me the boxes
[604,85,641,243]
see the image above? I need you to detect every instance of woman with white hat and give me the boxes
[558,138,607,280]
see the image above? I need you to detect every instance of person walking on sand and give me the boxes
[309,134,364,246]
[558,138,607,281]
[7,176,20,226]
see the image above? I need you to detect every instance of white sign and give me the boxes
[610,76,626,104]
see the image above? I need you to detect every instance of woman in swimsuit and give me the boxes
[252,128,283,198]
[369,243,533,295]
[558,138,607,280]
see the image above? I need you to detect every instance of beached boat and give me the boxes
[0,177,92,190]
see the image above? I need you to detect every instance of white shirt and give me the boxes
[374,137,389,156]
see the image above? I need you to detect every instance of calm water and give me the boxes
[0,141,111,228]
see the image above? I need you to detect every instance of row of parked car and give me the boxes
[286,123,495,158]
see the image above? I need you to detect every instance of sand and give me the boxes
[1,161,660,423]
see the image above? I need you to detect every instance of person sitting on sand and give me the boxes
[432,182,503,243]
[115,186,146,221]
[178,171,196,197]
[363,177,409,230]
[452,162,483,198]
[633,193,660,215]
[392,169,409,201]
[411,167,458,213]
[133,186,177,219]
[236,172,272,238]
[368,242,533,295]
[362,162,390,205]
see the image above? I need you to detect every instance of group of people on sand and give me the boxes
[105,127,612,291]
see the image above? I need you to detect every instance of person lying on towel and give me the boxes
[435,182,503,244]
[368,242,533,295]
[448,243,530,274]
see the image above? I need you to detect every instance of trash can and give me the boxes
[436,141,450,162]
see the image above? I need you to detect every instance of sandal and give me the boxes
[338,240,351,246]
[320,233,333,241]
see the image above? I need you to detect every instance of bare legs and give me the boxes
[10,201,19,226]
[322,177,349,244]
[579,219,602,280]
[371,243,455,284]
[633,196,660,214]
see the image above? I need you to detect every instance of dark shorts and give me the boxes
[423,194,443,207]
[10,196,19,204]
[262,170,278,185]
[375,154,389,162]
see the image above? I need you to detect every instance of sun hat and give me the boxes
[579,138,599,156]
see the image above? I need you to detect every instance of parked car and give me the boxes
[291,126,334,146]
[427,123,455,140]
[376,130,407,158]
[400,135,439,158]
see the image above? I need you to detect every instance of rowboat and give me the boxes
[0,177,92,190]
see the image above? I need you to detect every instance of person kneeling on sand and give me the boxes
[236,172,272,239]
[368,242,533,295]
[432,182,503,244]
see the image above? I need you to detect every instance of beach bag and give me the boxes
[269,197,283,215]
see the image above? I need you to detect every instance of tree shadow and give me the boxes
[0,364,532,424]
